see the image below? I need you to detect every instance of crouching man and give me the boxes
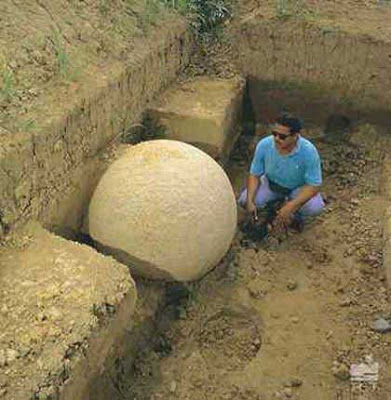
[238,115,325,234]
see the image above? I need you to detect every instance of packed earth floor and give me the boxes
[124,123,391,400]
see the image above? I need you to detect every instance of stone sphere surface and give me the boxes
[89,140,237,281]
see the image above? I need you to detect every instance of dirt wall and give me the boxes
[0,22,192,238]
[235,12,391,123]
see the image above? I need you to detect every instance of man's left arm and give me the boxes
[279,185,320,219]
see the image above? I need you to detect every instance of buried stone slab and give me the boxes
[0,223,136,400]
[149,76,245,163]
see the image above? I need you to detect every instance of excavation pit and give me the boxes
[2,1,391,399]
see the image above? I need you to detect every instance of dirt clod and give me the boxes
[286,280,298,291]
[332,362,350,381]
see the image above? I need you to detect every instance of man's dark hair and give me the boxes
[276,115,302,134]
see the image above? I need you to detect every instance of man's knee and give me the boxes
[237,188,248,208]
[237,187,272,209]
[298,194,325,217]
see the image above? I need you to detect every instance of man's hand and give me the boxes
[271,201,297,235]
[246,174,260,218]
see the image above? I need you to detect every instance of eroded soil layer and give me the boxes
[235,0,391,115]
[0,2,192,238]
[0,224,136,400]
[124,124,391,400]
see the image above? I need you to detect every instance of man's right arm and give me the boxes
[246,174,260,214]
[247,137,267,213]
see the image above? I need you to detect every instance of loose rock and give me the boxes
[5,349,18,364]
[372,318,391,333]
[286,280,298,291]
[170,381,177,393]
[332,362,350,381]
[289,378,303,387]
[290,316,300,324]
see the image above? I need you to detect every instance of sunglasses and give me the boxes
[271,130,295,141]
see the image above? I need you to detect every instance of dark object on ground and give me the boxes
[165,283,190,319]
[241,219,269,242]
[240,199,283,242]
[153,334,173,357]
[290,214,304,233]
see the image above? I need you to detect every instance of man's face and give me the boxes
[272,124,297,150]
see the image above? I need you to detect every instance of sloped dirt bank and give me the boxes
[234,0,391,113]
[0,1,192,239]
[0,224,137,400]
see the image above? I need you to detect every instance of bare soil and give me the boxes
[124,123,391,400]
[0,0,190,238]
[0,0,177,136]
[0,223,136,400]
[237,0,391,41]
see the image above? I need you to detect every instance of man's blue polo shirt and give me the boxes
[250,135,322,190]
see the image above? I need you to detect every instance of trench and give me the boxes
[3,4,391,400]
[68,76,391,400]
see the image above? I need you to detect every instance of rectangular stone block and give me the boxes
[150,76,245,163]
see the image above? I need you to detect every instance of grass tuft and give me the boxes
[51,29,69,79]
[161,0,233,35]
[0,68,15,102]
[275,0,319,21]
[139,0,164,32]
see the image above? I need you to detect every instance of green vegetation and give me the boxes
[0,68,15,102]
[123,114,167,144]
[162,0,233,35]
[18,118,37,133]
[275,0,289,18]
[51,29,69,79]
[139,0,165,32]
[135,0,234,35]
[275,0,319,21]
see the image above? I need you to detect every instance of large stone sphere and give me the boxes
[88,140,237,281]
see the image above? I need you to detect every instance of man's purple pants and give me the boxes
[238,176,325,217]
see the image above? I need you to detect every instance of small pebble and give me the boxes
[326,331,333,339]
[5,349,19,363]
[340,298,352,307]
[332,363,350,381]
[287,280,298,291]
[290,378,303,387]
[0,305,8,315]
[170,381,177,393]
[290,316,300,324]
[372,318,391,333]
